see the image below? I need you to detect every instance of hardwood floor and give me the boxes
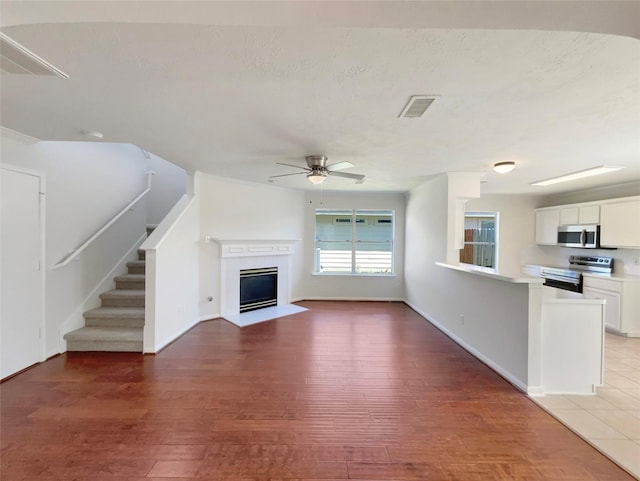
[1,301,634,480]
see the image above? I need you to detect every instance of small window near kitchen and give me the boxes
[460,212,498,269]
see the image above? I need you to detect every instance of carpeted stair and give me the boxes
[64,249,146,352]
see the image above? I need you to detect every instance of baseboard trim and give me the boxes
[298,297,405,302]
[146,316,201,354]
[199,313,221,322]
[404,300,529,394]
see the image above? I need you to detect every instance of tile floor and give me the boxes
[532,332,640,479]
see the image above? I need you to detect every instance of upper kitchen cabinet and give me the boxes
[559,204,600,225]
[535,208,560,245]
[600,197,640,248]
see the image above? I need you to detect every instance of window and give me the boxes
[459,212,498,269]
[315,209,394,275]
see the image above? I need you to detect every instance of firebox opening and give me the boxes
[239,267,278,313]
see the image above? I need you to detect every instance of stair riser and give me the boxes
[67,340,143,352]
[127,265,145,274]
[101,298,145,308]
[115,280,145,290]
[85,318,145,328]
[137,250,146,261]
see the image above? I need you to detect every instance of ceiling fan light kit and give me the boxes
[307,172,327,184]
[493,161,516,174]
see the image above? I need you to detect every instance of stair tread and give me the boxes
[64,326,143,342]
[84,307,145,318]
[126,261,146,266]
[114,274,146,281]
[101,289,145,298]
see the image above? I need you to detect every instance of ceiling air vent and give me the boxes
[399,95,435,118]
[0,32,69,78]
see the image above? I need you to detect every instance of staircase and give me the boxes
[64,249,146,352]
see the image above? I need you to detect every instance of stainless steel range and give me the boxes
[540,255,613,293]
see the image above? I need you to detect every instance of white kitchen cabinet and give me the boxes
[583,274,640,337]
[560,204,600,225]
[560,207,579,225]
[580,204,600,224]
[600,198,640,248]
[535,208,560,245]
[583,286,621,332]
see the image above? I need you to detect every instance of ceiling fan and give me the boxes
[270,155,365,185]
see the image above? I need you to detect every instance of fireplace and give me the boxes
[213,238,306,326]
[239,267,278,313]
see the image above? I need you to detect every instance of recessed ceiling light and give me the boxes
[530,165,625,187]
[493,161,516,174]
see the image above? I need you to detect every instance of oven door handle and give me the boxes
[542,273,580,285]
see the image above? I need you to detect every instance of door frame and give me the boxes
[1,164,47,368]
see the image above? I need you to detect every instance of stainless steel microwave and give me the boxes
[557,224,600,248]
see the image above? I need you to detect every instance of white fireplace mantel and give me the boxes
[213,238,304,326]
[208,238,299,258]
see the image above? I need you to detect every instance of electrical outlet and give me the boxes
[459,314,465,325]
[634,257,640,266]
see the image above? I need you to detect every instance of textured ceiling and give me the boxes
[1,1,639,194]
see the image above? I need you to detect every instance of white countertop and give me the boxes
[436,262,544,284]
[582,271,640,282]
[524,264,640,282]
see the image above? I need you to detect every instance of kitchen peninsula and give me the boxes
[434,262,605,396]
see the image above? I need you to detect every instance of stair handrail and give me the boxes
[52,171,155,270]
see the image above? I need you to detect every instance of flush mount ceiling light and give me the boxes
[530,165,626,187]
[493,161,516,174]
[82,130,104,139]
[307,170,328,184]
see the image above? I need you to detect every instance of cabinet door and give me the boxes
[583,287,621,332]
[560,207,579,225]
[600,200,640,248]
[579,205,600,224]
[535,209,560,245]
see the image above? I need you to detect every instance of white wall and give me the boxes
[142,194,200,352]
[0,129,149,356]
[299,191,406,300]
[198,174,306,320]
[405,175,531,389]
[465,194,540,273]
[146,152,187,226]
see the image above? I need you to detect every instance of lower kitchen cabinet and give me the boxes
[583,274,640,337]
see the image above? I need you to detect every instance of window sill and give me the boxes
[312,272,396,278]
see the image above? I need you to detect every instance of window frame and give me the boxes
[459,211,499,271]
[313,208,395,276]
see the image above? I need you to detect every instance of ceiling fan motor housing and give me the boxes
[306,155,328,169]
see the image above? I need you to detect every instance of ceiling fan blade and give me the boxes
[276,162,309,171]
[326,161,354,171]
[269,172,307,179]
[328,171,366,182]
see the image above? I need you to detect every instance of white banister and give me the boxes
[52,171,154,270]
